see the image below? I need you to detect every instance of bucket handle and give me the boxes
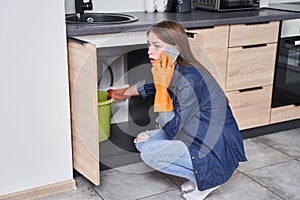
[98,97,114,106]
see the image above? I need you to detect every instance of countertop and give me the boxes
[66,8,300,36]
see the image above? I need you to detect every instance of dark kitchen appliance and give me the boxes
[272,19,300,108]
[192,0,259,11]
[166,0,192,13]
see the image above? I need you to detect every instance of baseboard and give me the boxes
[0,179,76,200]
[241,119,300,139]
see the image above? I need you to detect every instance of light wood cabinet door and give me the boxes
[188,25,229,90]
[226,21,280,129]
[227,86,272,130]
[271,105,300,124]
[68,40,100,185]
[229,21,280,47]
[226,43,277,92]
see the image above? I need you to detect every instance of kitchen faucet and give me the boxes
[75,0,93,14]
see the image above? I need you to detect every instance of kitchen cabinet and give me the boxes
[187,25,229,91]
[67,32,147,185]
[67,21,286,185]
[227,86,273,129]
[68,27,230,185]
[270,105,300,124]
[226,21,279,130]
[228,22,279,47]
[187,22,280,130]
[226,43,277,91]
[68,40,100,185]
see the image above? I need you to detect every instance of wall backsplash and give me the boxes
[65,0,145,14]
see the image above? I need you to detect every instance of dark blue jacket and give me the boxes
[137,64,247,191]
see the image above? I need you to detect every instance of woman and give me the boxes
[108,20,247,200]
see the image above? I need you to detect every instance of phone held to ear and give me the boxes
[165,45,180,64]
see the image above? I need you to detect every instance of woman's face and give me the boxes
[147,31,168,64]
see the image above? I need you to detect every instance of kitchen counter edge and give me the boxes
[66,8,300,36]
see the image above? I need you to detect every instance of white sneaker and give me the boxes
[181,180,196,193]
[183,186,219,200]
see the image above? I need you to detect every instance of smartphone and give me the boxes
[165,45,180,64]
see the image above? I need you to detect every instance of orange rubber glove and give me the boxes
[151,51,175,112]
[107,87,130,100]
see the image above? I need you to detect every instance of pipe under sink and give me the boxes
[65,13,139,25]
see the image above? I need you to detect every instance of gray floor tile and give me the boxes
[206,173,283,200]
[162,174,187,189]
[256,128,300,159]
[161,169,240,195]
[38,176,101,200]
[237,138,292,172]
[245,160,300,200]
[36,128,300,200]
[94,166,177,200]
[111,162,155,173]
[137,189,185,200]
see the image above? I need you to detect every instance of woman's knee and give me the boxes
[136,142,158,165]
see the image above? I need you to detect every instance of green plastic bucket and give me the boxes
[98,91,114,142]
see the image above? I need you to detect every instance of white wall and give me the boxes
[65,0,145,14]
[0,0,73,196]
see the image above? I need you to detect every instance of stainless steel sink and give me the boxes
[65,13,139,25]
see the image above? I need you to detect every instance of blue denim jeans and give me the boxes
[135,129,197,183]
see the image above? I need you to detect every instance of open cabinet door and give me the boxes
[67,39,100,185]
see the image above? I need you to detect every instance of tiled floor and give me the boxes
[39,128,300,200]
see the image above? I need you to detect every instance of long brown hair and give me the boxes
[147,21,210,75]
[147,20,224,94]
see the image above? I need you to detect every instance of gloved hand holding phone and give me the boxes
[152,45,179,112]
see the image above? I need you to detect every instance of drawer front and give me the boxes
[189,25,229,90]
[227,86,272,130]
[226,43,277,92]
[229,21,280,47]
[270,105,300,124]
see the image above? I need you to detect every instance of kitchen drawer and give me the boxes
[226,43,277,92]
[270,104,300,124]
[229,21,280,47]
[188,25,229,90]
[227,85,272,130]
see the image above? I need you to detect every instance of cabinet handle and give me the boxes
[187,26,215,30]
[197,26,215,29]
[245,21,270,25]
[242,44,267,49]
[186,32,197,38]
[238,86,263,93]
